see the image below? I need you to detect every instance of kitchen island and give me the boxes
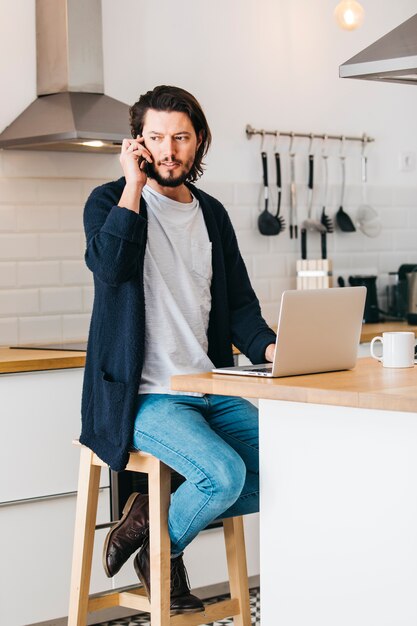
[172,358,417,626]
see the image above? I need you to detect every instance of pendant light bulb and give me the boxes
[334,1,365,31]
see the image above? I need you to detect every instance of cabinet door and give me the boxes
[1,368,108,503]
[0,489,111,626]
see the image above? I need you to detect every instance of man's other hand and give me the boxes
[265,343,276,362]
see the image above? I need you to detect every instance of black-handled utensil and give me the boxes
[320,153,334,233]
[336,155,356,232]
[321,231,327,259]
[258,151,281,236]
[308,153,314,196]
[289,152,298,239]
[301,228,307,260]
[303,152,326,234]
[274,152,285,233]
[261,151,268,187]
[275,151,281,189]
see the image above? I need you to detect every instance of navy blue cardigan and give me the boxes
[80,177,276,471]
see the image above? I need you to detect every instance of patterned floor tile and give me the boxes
[97,587,260,625]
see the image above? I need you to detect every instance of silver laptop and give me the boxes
[213,287,366,378]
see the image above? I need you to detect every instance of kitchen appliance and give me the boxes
[340,12,417,86]
[393,264,417,321]
[406,269,417,324]
[348,275,380,322]
[386,272,404,318]
[0,0,130,153]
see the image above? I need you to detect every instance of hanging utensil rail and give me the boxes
[245,125,374,144]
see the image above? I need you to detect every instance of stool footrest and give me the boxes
[170,598,240,625]
[88,592,240,623]
[119,588,151,611]
[87,586,150,613]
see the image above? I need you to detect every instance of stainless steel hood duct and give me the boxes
[340,13,417,86]
[0,0,130,153]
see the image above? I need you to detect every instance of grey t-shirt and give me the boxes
[139,184,214,395]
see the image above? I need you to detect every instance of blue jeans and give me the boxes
[132,394,259,555]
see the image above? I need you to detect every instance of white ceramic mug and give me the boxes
[370,331,416,368]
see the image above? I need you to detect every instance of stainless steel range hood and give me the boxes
[340,13,417,86]
[0,0,130,153]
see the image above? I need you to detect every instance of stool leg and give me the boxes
[148,459,171,626]
[68,446,101,626]
[224,517,252,626]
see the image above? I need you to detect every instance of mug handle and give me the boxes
[370,336,383,361]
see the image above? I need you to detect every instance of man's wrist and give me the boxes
[118,182,143,213]
[124,181,144,195]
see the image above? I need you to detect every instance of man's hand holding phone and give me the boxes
[118,136,152,214]
[120,135,152,186]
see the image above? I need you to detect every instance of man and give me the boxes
[80,85,276,615]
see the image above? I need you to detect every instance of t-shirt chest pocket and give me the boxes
[191,241,212,282]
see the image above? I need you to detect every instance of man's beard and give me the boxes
[145,158,193,188]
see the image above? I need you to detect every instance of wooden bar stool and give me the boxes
[68,442,252,626]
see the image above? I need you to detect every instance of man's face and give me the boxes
[141,109,201,188]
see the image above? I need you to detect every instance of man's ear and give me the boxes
[196,130,204,151]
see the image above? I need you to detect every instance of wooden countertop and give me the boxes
[171,358,417,414]
[0,322,416,374]
[358,321,417,343]
[0,347,86,374]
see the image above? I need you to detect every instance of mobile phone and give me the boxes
[138,135,152,175]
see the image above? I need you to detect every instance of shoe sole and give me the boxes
[102,492,145,578]
[133,555,204,615]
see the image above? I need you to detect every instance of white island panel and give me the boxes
[259,399,417,626]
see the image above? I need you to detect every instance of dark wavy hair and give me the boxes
[129,85,212,182]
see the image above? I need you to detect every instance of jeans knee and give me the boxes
[212,453,246,506]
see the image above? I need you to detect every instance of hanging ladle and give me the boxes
[258,131,281,236]
[336,137,356,232]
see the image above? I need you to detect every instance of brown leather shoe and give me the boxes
[102,492,149,577]
[133,535,205,615]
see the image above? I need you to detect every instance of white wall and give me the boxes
[1,0,417,343]
[99,0,417,186]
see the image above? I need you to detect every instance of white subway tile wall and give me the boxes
[0,152,416,345]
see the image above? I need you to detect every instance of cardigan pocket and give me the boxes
[94,369,126,445]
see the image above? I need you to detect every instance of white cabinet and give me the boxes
[0,490,111,626]
[0,368,108,504]
[0,367,112,626]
